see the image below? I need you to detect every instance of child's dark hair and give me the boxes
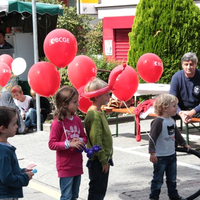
[0,106,17,128]
[54,86,78,121]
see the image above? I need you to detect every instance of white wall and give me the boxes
[101,0,139,5]
[96,0,200,19]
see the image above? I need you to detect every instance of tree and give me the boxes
[56,5,94,54]
[85,21,103,55]
[128,0,200,83]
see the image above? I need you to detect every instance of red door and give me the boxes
[115,29,131,62]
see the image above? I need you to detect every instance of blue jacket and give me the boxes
[0,143,29,198]
[169,69,200,114]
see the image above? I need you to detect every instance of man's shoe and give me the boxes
[169,196,186,200]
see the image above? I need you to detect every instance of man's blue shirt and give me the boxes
[169,69,200,114]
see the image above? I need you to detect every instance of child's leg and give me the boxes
[166,154,180,199]
[149,157,166,199]
[60,177,73,200]
[87,160,109,200]
[71,175,81,200]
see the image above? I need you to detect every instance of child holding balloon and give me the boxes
[84,78,114,200]
[0,106,34,199]
[48,86,87,200]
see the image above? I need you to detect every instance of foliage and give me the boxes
[57,5,95,54]
[128,0,200,83]
[85,21,103,55]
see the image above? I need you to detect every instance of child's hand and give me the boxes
[25,171,34,180]
[183,143,191,152]
[72,138,81,142]
[102,163,109,173]
[69,140,85,150]
[24,168,33,172]
[150,154,157,164]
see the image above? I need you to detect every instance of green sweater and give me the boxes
[84,108,113,166]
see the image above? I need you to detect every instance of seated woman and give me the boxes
[0,91,26,134]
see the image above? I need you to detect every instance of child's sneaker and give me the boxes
[150,197,159,200]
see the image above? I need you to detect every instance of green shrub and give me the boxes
[128,0,200,83]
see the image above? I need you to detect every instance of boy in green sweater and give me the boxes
[84,77,113,200]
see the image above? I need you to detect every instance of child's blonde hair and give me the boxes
[30,89,36,98]
[84,78,108,102]
[154,94,178,116]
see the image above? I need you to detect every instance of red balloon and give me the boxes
[68,55,97,89]
[78,85,92,113]
[137,53,163,83]
[0,54,13,70]
[0,62,11,87]
[109,65,139,102]
[28,61,61,97]
[43,29,77,68]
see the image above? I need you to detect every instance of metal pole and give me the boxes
[32,0,41,131]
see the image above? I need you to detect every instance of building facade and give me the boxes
[95,0,200,62]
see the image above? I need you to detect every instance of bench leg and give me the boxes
[116,113,118,137]
[185,123,189,145]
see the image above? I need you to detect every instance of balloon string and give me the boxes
[121,100,133,114]
[137,119,156,149]
[60,68,63,83]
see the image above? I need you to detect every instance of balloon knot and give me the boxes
[122,63,127,69]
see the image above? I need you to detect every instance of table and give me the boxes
[134,83,170,103]
[134,83,170,132]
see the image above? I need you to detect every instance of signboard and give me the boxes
[105,40,112,56]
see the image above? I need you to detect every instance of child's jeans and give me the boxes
[0,199,18,200]
[60,175,81,200]
[87,159,112,200]
[150,153,180,199]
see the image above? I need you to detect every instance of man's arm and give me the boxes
[169,74,181,113]
[169,73,193,123]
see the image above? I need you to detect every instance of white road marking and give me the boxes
[28,181,60,199]
[113,146,200,170]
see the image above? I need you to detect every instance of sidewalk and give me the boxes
[9,118,200,200]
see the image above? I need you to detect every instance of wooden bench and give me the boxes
[102,106,135,137]
[102,106,200,144]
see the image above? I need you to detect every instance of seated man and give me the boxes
[169,52,200,123]
[0,30,13,49]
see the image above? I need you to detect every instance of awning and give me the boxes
[0,0,63,15]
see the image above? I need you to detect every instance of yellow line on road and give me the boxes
[28,181,60,199]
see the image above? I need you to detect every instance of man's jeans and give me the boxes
[24,108,44,128]
[150,153,180,199]
[60,175,81,200]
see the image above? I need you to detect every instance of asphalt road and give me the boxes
[9,118,200,200]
